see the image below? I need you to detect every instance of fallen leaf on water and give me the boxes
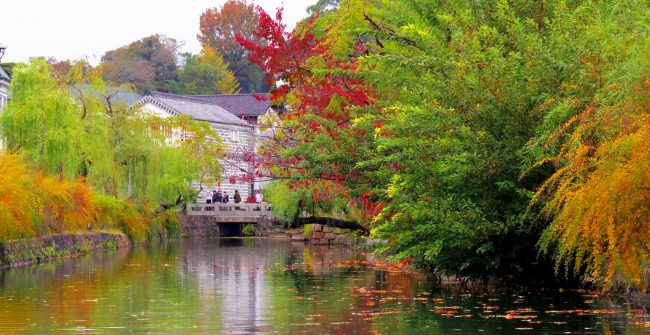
[630,321,650,328]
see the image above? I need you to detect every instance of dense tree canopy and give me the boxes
[241,0,650,290]
[198,0,271,93]
[174,46,240,95]
[101,34,180,94]
[0,60,224,241]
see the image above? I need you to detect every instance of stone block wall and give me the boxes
[290,224,358,246]
[180,214,224,237]
[0,232,130,267]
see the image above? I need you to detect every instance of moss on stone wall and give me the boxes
[0,232,130,267]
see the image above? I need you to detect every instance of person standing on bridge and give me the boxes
[222,191,229,203]
[234,190,241,204]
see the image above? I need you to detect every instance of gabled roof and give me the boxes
[73,84,142,106]
[138,91,250,126]
[192,93,272,117]
[0,65,10,83]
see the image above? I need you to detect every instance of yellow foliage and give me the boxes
[0,152,38,239]
[34,174,99,233]
[538,81,650,291]
[117,201,151,243]
[0,150,157,242]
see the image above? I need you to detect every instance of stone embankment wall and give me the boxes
[179,213,362,246]
[0,232,130,267]
[180,214,281,237]
[271,224,360,246]
[180,214,222,237]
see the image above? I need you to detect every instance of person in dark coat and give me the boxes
[223,192,229,203]
[234,190,242,204]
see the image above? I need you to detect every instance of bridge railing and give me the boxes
[187,202,273,217]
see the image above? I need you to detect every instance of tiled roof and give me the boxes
[192,93,272,117]
[73,84,142,106]
[141,92,250,126]
[0,65,10,83]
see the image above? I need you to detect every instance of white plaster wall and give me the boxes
[0,81,9,149]
[140,102,173,119]
[140,101,259,201]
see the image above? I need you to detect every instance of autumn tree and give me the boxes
[1,60,225,241]
[198,0,271,93]
[240,0,650,290]
[175,46,240,95]
[525,2,650,290]
[46,57,73,77]
[101,34,180,93]
[0,152,38,239]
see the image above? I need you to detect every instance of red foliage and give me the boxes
[237,6,380,215]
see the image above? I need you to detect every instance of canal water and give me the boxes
[0,239,647,334]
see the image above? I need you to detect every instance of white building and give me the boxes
[0,65,10,149]
[135,92,274,201]
[0,66,8,110]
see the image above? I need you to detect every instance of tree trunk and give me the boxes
[127,162,133,198]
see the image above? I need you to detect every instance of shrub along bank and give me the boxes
[0,60,219,254]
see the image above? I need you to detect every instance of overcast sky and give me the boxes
[0,0,313,64]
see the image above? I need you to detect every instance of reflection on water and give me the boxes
[0,238,647,334]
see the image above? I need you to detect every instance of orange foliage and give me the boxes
[0,152,38,239]
[0,151,103,239]
[538,81,650,290]
[34,174,98,233]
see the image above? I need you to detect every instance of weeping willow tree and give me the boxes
[0,60,83,178]
[70,62,224,207]
[1,60,224,213]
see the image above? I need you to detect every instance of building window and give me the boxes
[231,130,240,142]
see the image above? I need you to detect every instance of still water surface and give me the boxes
[0,239,647,334]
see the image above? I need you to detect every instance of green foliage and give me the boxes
[197,0,271,93]
[356,0,649,286]
[263,180,309,225]
[303,224,313,239]
[260,0,650,288]
[176,47,240,95]
[0,60,83,177]
[0,60,224,243]
[242,224,255,237]
[159,209,182,239]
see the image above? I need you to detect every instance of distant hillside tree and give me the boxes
[197,0,271,93]
[307,0,340,14]
[101,34,180,94]
[176,46,240,95]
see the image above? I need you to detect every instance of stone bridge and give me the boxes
[187,203,273,222]
[183,203,277,237]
